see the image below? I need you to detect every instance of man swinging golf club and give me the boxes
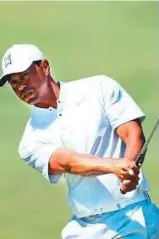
[1,44,159,239]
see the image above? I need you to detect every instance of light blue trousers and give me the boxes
[62,200,159,239]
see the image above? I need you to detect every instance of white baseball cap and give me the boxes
[0,44,45,87]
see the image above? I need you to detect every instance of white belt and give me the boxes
[77,189,150,218]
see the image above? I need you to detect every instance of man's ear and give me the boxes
[41,59,50,75]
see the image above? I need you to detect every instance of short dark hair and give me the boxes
[33,60,42,66]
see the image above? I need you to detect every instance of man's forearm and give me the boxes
[116,120,146,162]
[124,134,146,162]
[49,148,114,176]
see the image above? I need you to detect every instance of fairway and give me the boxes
[0,2,158,239]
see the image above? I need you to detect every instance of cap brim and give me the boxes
[0,74,9,87]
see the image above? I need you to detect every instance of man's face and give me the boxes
[8,60,50,105]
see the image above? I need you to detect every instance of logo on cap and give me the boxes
[4,54,12,68]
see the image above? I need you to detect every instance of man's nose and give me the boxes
[17,84,27,92]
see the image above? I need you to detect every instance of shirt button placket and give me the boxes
[57,100,62,116]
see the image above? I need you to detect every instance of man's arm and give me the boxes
[19,137,138,186]
[115,119,145,192]
[48,148,139,182]
[116,119,145,162]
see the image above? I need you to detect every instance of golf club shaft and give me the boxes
[135,117,159,165]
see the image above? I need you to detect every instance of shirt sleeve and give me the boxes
[99,75,145,129]
[18,141,62,184]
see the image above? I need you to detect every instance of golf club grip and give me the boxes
[135,153,145,166]
[120,153,145,194]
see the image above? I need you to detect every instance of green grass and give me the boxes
[0,2,158,239]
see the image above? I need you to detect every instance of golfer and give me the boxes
[0,44,159,239]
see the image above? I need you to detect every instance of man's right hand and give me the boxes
[111,158,140,182]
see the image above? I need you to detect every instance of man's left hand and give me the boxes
[120,174,140,193]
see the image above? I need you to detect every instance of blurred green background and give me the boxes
[0,2,158,239]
